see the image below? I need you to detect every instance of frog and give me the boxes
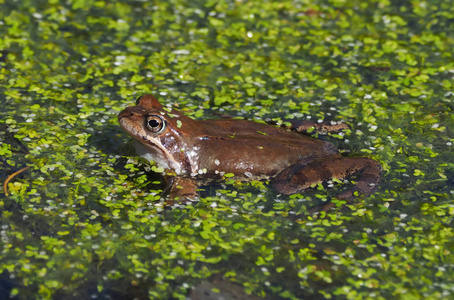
[118,94,382,212]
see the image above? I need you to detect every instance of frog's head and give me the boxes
[118,94,198,175]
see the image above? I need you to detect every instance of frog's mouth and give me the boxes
[133,141,183,174]
[118,112,184,175]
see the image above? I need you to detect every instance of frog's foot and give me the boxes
[290,120,349,135]
[265,119,348,134]
[306,201,336,214]
[164,177,198,207]
[271,155,382,211]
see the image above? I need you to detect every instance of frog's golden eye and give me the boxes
[146,115,165,133]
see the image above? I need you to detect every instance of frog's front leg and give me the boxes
[164,176,198,206]
[270,155,382,211]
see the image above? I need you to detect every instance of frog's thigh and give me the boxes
[271,156,382,201]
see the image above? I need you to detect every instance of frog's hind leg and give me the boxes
[271,156,382,211]
[266,120,348,134]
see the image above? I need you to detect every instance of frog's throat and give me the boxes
[134,140,184,175]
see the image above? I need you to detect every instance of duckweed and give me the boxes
[1,0,453,299]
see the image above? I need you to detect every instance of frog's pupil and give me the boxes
[149,120,160,128]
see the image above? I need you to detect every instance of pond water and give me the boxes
[1,0,453,299]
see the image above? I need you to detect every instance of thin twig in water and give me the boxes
[3,166,31,197]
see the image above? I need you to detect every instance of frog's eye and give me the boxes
[146,115,165,133]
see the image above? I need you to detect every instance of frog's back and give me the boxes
[199,119,299,138]
[195,119,339,179]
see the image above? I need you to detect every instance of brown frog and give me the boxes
[118,94,382,211]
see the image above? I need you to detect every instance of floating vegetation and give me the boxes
[0,0,453,299]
